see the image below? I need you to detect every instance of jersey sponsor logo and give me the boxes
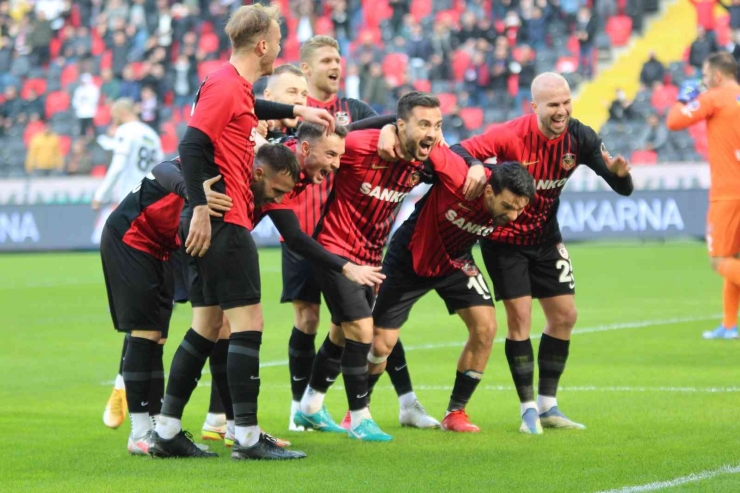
[359,183,410,203]
[561,153,576,170]
[536,178,569,190]
[556,242,569,260]
[522,160,539,166]
[444,210,495,236]
[335,111,351,125]
[249,127,257,142]
[484,156,498,164]
[407,171,421,187]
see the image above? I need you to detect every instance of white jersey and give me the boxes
[93,121,165,204]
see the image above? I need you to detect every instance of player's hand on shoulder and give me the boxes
[203,175,232,218]
[257,120,269,138]
[294,106,335,134]
[602,150,631,178]
[463,164,487,200]
[377,124,402,162]
[341,262,386,287]
[186,205,212,257]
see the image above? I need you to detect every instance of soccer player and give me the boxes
[450,72,633,434]
[99,97,165,430]
[286,35,430,432]
[666,52,740,340]
[295,92,483,441]
[101,157,232,454]
[262,64,308,143]
[147,4,332,461]
[368,157,535,432]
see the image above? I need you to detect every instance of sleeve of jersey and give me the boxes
[347,114,396,132]
[666,93,714,131]
[178,127,212,207]
[93,151,128,203]
[267,209,347,272]
[353,100,378,120]
[343,130,378,164]
[460,124,520,162]
[254,99,294,120]
[151,161,187,198]
[427,146,467,192]
[582,129,634,196]
[187,78,236,143]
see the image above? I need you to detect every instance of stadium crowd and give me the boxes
[2,0,729,176]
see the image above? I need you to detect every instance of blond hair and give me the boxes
[225,4,281,52]
[111,98,135,116]
[299,35,340,64]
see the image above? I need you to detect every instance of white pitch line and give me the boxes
[257,314,721,367]
[596,463,740,493]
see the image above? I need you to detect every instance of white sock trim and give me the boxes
[537,395,557,414]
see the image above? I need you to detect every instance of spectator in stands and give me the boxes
[29,11,53,66]
[626,0,645,34]
[430,19,454,62]
[475,17,498,45]
[689,26,720,70]
[362,62,389,114]
[596,0,618,19]
[522,7,547,49]
[138,85,159,131]
[464,50,490,106]
[23,89,45,119]
[119,65,141,101]
[294,0,315,44]
[155,0,173,49]
[345,63,361,100]
[72,73,100,138]
[637,113,669,154]
[172,54,193,108]
[720,0,740,29]
[65,138,94,175]
[608,88,636,122]
[111,30,130,78]
[728,29,740,63]
[1,85,23,124]
[407,23,432,81]
[558,0,581,28]
[490,44,513,107]
[0,36,13,81]
[428,53,450,81]
[575,6,597,78]
[34,0,68,31]
[389,0,410,36]
[106,0,130,30]
[455,11,480,47]
[513,45,537,113]
[493,0,517,21]
[640,52,666,88]
[690,0,717,32]
[25,122,63,176]
[330,0,351,55]
[353,30,382,63]
[101,68,121,104]
[442,104,465,144]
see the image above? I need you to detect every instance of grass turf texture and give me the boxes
[2,242,738,492]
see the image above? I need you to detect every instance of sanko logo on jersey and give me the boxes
[359,183,409,203]
[444,210,495,236]
[536,178,569,190]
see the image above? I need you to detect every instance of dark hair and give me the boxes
[255,143,300,182]
[396,91,440,121]
[296,121,348,142]
[705,52,739,78]
[489,162,536,202]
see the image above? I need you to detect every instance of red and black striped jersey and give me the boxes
[460,114,605,246]
[394,146,496,278]
[315,129,426,266]
[105,167,185,262]
[283,95,377,237]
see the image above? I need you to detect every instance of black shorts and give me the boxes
[373,241,493,329]
[100,226,173,337]
[314,261,374,325]
[180,218,261,309]
[480,238,576,301]
[169,246,190,304]
[280,243,322,305]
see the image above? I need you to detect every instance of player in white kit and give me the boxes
[99,98,166,429]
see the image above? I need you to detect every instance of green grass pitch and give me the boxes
[2,242,739,492]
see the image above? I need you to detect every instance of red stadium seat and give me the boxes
[100,50,113,71]
[200,21,214,35]
[280,36,301,62]
[650,83,679,114]
[21,78,47,99]
[91,31,105,56]
[161,132,178,154]
[58,136,71,157]
[198,60,224,82]
[459,107,484,130]
[314,16,334,35]
[435,9,461,28]
[410,0,433,22]
[23,120,45,146]
[508,74,519,97]
[605,16,632,47]
[60,64,79,89]
[198,32,220,54]
[437,93,458,114]
[45,91,70,119]
[716,15,731,45]
[129,62,145,79]
[451,49,471,82]
[382,53,408,78]
[566,35,580,56]
[413,79,431,92]
[93,105,111,126]
[630,150,657,165]
[50,37,61,59]
[91,165,108,177]
[555,56,579,74]
[363,0,392,29]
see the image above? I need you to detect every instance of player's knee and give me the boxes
[370,332,396,358]
[294,304,320,334]
[468,319,497,351]
[551,306,578,331]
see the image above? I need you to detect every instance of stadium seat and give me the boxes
[413,79,431,92]
[100,50,113,71]
[280,36,301,63]
[91,165,108,177]
[435,9,461,28]
[200,21,214,35]
[650,83,679,114]
[437,93,458,114]
[382,53,408,79]
[198,32,220,54]
[50,37,61,59]
[459,107,484,131]
[630,149,657,165]
[555,56,579,74]
[45,91,71,119]
[198,60,224,81]
[451,49,471,82]
[93,105,111,126]
[314,16,334,35]
[91,32,105,56]
[410,0,433,22]
[23,120,45,146]
[362,0,392,29]
[21,78,47,99]
[605,16,632,47]
[58,136,71,157]
[161,132,178,155]
[60,64,79,89]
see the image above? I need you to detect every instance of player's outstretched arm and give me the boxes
[586,147,634,196]
[666,85,712,131]
[347,114,397,132]
[267,209,384,286]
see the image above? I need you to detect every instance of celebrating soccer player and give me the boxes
[368,153,535,432]
[666,52,740,340]
[451,72,633,434]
